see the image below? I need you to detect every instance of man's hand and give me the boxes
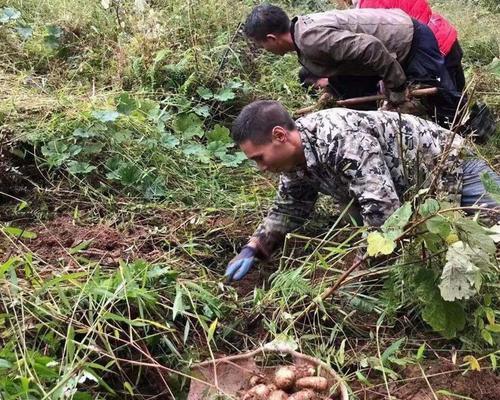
[387,89,408,105]
[225,246,257,281]
[378,99,423,115]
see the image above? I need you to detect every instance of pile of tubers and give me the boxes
[241,364,338,400]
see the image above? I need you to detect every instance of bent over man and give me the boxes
[244,4,463,128]
[225,101,499,281]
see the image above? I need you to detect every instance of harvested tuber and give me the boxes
[295,365,316,379]
[241,383,271,400]
[295,376,328,392]
[288,389,318,400]
[269,390,289,400]
[274,366,296,390]
[249,375,264,387]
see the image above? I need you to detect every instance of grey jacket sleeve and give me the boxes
[336,131,401,227]
[251,174,319,258]
[303,29,407,90]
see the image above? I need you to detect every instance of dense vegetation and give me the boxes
[0,0,499,399]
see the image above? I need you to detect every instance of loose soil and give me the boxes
[352,359,500,400]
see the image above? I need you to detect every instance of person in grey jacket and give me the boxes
[225,101,499,281]
[244,4,464,128]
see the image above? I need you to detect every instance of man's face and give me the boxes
[239,128,298,173]
[256,34,288,55]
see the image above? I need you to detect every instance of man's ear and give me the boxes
[265,33,277,42]
[271,126,287,142]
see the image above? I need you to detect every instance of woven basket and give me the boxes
[188,342,348,400]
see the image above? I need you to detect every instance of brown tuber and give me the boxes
[295,377,329,392]
[288,389,319,400]
[269,390,289,400]
[295,365,316,379]
[249,375,264,387]
[274,366,296,390]
[241,383,271,400]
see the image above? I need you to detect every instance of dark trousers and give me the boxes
[327,75,380,110]
[403,19,464,127]
[328,20,464,127]
[445,41,466,92]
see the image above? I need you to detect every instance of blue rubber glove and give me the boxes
[225,246,256,281]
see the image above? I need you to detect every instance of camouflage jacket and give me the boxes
[252,109,464,258]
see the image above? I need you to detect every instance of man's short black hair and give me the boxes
[232,100,295,145]
[244,4,290,41]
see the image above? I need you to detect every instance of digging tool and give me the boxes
[294,86,438,116]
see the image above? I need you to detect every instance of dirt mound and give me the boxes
[22,215,152,267]
[353,359,500,400]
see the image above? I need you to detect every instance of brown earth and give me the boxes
[352,359,500,400]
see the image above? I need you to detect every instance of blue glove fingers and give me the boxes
[225,259,244,281]
[232,258,254,281]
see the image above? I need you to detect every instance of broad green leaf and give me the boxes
[193,105,210,118]
[422,232,442,253]
[421,293,465,338]
[41,140,77,167]
[486,324,500,333]
[2,226,37,239]
[426,215,451,238]
[491,354,497,371]
[419,198,440,217]
[381,202,412,239]
[0,359,12,369]
[143,178,167,200]
[159,132,180,149]
[481,329,493,345]
[183,144,210,163]
[206,124,232,144]
[213,87,235,102]
[217,152,247,167]
[454,218,496,257]
[44,25,63,49]
[439,241,480,301]
[116,93,138,115]
[367,231,395,256]
[92,110,121,123]
[0,7,21,23]
[480,171,500,203]
[67,161,96,175]
[173,113,204,139]
[485,307,495,325]
[196,86,213,100]
[73,128,98,138]
[15,25,33,40]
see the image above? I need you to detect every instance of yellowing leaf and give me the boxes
[367,232,395,257]
[445,233,459,245]
[207,318,218,343]
[463,355,481,371]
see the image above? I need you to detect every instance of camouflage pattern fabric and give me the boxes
[252,108,464,257]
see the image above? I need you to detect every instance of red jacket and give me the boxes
[356,0,457,55]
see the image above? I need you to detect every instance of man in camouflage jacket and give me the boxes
[224,101,499,281]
